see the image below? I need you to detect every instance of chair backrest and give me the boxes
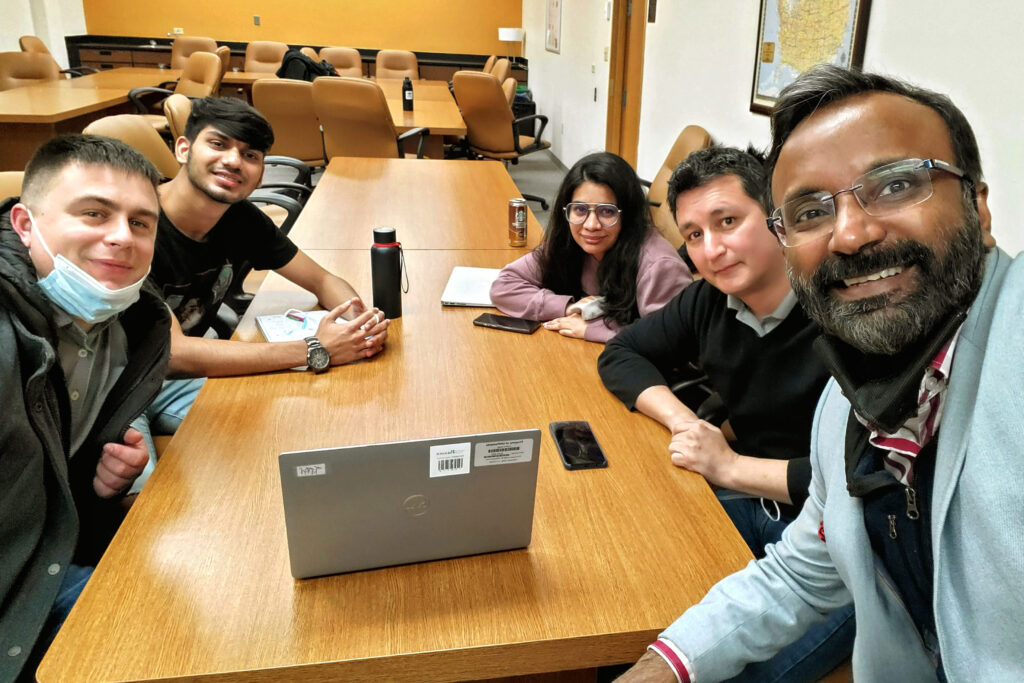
[245,41,289,73]
[452,70,515,155]
[482,55,496,74]
[215,45,232,76]
[501,77,517,105]
[312,77,399,159]
[19,36,50,55]
[174,51,223,98]
[490,58,510,84]
[170,36,217,70]
[319,46,362,77]
[83,115,181,179]
[163,94,192,140]
[647,125,713,248]
[0,171,24,201]
[253,78,325,166]
[299,47,318,61]
[0,51,60,91]
[375,49,418,80]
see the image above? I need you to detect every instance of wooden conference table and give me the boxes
[37,162,752,682]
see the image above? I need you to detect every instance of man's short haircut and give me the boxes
[21,133,161,205]
[184,96,275,153]
[767,64,983,207]
[667,145,769,218]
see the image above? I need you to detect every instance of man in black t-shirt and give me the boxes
[134,98,390,482]
[598,146,853,682]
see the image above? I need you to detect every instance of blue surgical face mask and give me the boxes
[26,207,149,324]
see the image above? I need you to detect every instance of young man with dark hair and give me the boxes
[0,134,170,681]
[134,97,390,473]
[598,145,853,682]
[622,66,1023,682]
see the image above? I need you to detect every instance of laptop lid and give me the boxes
[280,429,541,578]
[440,266,501,307]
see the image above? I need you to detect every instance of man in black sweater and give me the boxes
[597,146,853,682]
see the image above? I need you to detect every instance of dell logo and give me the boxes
[403,494,429,517]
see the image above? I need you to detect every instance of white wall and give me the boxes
[637,0,1024,256]
[4,0,86,67]
[523,0,612,169]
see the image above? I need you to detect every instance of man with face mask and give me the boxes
[618,66,1024,682]
[0,134,170,682]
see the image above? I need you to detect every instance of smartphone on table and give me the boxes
[549,420,608,470]
[473,312,542,334]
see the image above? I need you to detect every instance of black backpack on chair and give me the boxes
[276,49,336,81]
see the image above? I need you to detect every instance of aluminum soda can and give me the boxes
[508,198,527,247]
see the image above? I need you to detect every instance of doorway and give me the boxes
[605,0,647,167]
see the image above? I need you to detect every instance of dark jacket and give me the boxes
[0,197,170,682]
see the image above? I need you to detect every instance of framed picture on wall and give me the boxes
[750,0,872,115]
[546,0,562,53]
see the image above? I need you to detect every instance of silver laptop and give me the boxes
[279,429,541,578]
[440,266,501,307]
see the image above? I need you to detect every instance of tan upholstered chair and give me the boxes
[641,125,713,249]
[215,45,232,76]
[83,115,180,179]
[299,47,318,60]
[490,58,510,84]
[374,49,418,80]
[501,77,517,105]
[0,171,24,201]
[245,41,289,73]
[0,51,60,90]
[128,51,223,132]
[482,55,496,74]
[452,70,550,208]
[170,36,217,70]
[163,94,192,140]
[18,36,98,77]
[319,47,362,77]
[253,78,326,167]
[312,77,428,159]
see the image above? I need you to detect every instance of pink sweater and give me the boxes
[489,230,692,342]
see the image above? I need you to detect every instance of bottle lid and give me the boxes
[373,226,397,242]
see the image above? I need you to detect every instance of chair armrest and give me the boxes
[264,155,313,187]
[397,127,430,159]
[638,178,652,188]
[128,86,174,114]
[512,114,548,154]
[61,66,100,78]
[249,191,304,236]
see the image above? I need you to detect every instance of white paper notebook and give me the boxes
[255,310,331,343]
[441,266,501,307]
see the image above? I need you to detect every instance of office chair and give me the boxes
[0,171,24,201]
[318,47,363,77]
[312,77,429,159]
[245,41,289,73]
[82,115,181,179]
[253,78,326,168]
[169,36,218,70]
[215,45,232,77]
[163,93,191,141]
[490,58,511,84]
[639,125,713,249]
[482,55,497,74]
[0,51,60,91]
[452,70,550,209]
[374,49,418,80]
[19,35,97,77]
[128,51,223,133]
[299,47,319,61]
[501,77,517,105]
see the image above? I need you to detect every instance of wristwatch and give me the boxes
[303,336,330,373]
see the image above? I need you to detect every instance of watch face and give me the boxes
[308,346,331,370]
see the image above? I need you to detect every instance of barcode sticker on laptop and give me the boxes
[474,438,534,466]
[429,442,471,477]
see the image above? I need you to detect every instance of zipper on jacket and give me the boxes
[888,514,898,539]
[905,485,920,520]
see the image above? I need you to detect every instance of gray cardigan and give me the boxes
[659,247,1024,682]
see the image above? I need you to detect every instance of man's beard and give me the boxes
[789,196,987,355]
[186,153,241,205]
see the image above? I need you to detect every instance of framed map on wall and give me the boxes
[750,0,872,115]
[546,0,562,53]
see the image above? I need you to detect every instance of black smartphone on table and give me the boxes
[549,420,608,470]
[473,312,542,334]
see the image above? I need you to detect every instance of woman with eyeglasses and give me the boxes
[490,151,692,342]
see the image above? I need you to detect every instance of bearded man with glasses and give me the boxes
[620,65,1023,683]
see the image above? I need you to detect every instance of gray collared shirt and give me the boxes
[726,290,798,337]
[51,305,128,456]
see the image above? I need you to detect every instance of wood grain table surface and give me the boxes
[37,248,751,682]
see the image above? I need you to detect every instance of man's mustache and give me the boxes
[810,240,933,292]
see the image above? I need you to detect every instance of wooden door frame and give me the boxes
[605,0,647,167]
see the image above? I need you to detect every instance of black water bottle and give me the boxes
[402,76,413,111]
[371,227,402,318]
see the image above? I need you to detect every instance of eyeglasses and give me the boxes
[766,158,966,247]
[564,202,622,228]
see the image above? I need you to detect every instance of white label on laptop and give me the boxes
[429,442,471,477]
[296,463,326,478]
[474,438,534,466]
